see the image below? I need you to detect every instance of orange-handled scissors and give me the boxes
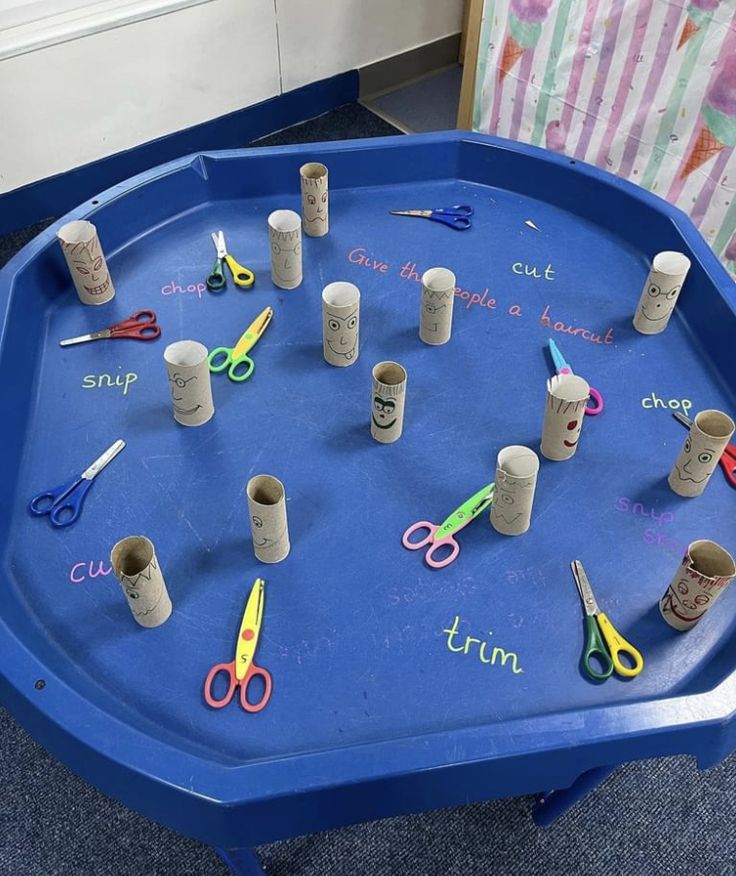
[204,578,272,712]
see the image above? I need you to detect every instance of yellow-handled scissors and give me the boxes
[206,230,255,291]
[570,560,644,681]
[208,306,273,382]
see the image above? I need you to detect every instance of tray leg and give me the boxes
[532,765,616,827]
[216,847,268,876]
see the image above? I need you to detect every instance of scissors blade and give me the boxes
[548,339,569,373]
[59,329,112,346]
[672,411,693,429]
[231,307,273,359]
[211,231,227,259]
[81,439,126,480]
[435,482,495,540]
[390,210,432,217]
[571,560,599,616]
[234,578,265,680]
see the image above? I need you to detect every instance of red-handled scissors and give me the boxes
[548,339,603,416]
[204,578,272,713]
[673,411,736,489]
[59,310,161,346]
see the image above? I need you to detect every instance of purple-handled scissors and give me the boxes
[548,339,604,416]
[389,204,473,231]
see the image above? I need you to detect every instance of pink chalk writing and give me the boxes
[70,560,113,584]
[348,247,389,272]
[161,280,208,300]
[539,305,614,345]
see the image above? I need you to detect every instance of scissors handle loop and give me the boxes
[228,355,255,383]
[432,212,471,231]
[720,449,736,489]
[29,477,77,516]
[240,663,273,712]
[225,254,255,288]
[206,258,227,292]
[582,615,614,681]
[597,612,644,678]
[585,387,604,416]
[111,310,161,340]
[425,537,460,569]
[203,662,238,708]
[402,521,436,550]
[208,347,233,373]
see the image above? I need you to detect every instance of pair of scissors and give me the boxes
[402,483,495,568]
[389,204,473,231]
[29,439,126,527]
[548,339,604,416]
[59,311,160,346]
[204,577,272,713]
[206,230,255,291]
[672,411,736,489]
[208,306,273,382]
[571,561,644,681]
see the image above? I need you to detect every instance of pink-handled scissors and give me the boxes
[548,339,604,416]
[59,310,161,346]
[402,482,495,569]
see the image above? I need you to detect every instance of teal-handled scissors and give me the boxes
[402,482,495,568]
[206,230,255,291]
[389,204,473,231]
[208,307,272,382]
[548,339,604,416]
[571,560,644,682]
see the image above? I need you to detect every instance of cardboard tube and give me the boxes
[111,535,172,628]
[269,209,302,289]
[164,340,215,427]
[540,374,590,461]
[57,220,115,305]
[668,409,735,497]
[659,539,736,631]
[300,162,328,237]
[322,281,360,367]
[419,267,456,345]
[247,475,290,563]
[633,251,691,335]
[371,361,407,444]
[490,445,540,536]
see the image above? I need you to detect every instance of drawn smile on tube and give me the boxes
[563,419,579,447]
[173,401,202,416]
[84,278,111,296]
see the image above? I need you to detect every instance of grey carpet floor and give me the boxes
[365,66,463,133]
[2,103,735,875]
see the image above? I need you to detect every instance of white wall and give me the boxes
[0,0,463,194]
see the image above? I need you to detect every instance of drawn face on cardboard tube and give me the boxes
[633,251,691,335]
[419,267,456,345]
[57,220,115,305]
[300,162,328,237]
[322,281,360,366]
[371,361,407,444]
[540,373,590,461]
[246,474,290,563]
[659,539,736,631]
[668,409,735,497]
[269,209,302,289]
[110,535,172,628]
[490,445,540,536]
[164,340,215,427]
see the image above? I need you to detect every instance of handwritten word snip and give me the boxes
[615,497,674,526]
[161,280,208,300]
[539,305,614,345]
[643,528,687,559]
[70,560,113,584]
[641,393,692,415]
[511,261,555,280]
[82,372,138,395]
[443,615,524,674]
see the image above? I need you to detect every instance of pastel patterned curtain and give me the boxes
[472,0,736,276]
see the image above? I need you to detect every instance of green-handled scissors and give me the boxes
[570,560,644,681]
[208,307,272,382]
[206,230,255,291]
[402,483,495,568]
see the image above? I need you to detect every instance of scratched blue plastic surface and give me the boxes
[1,133,735,848]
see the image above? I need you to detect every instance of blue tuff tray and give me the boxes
[1,132,735,849]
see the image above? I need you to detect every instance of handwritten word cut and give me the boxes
[512,262,555,280]
[161,280,208,300]
[443,615,523,675]
[615,497,674,526]
[539,305,614,345]
[641,393,692,415]
[348,247,389,272]
[82,372,138,395]
[70,560,113,584]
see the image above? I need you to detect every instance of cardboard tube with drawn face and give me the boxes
[110,535,172,628]
[57,220,115,305]
[659,539,736,631]
[322,281,360,366]
[540,373,590,461]
[633,251,691,335]
[300,162,328,237]
[490,445,540,536]
[668,409,735,497]
[164,340,215,427]
[269,209,302,289]
[247,475,290,563]
[371,361,407,444]
[419,267,456,345]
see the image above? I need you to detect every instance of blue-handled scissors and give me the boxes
[29,439,126,527]
[548,339,604,416]
[389,204,473,231]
